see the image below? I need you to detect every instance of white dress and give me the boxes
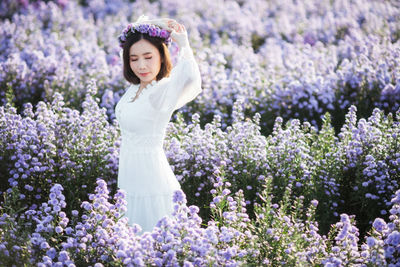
[114,43,202,232]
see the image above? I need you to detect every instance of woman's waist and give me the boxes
[121,130,165,148]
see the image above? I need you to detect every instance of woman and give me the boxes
[114,15,202,232]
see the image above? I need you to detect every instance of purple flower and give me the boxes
[46,247,57,259]
[311,200,318,207]
[189,205,199,215]
[340,214,350,223]
[160,29,169,38]
[386,231,400,246]
[119,23,171,47]
[391,190,400,205]
[116,250,127,258]
[65,227,73,235]
[372,218,387,233]
[58,251,70,262]
[172,190,186,204]
[40,241,50,250]
[366,236,376,247]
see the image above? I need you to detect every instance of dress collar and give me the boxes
[141,79,158,91]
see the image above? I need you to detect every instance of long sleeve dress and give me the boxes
[114,41,202,233]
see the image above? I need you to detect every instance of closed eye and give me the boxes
[130,57,152,62]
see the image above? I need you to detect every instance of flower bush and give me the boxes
[1,0,399,132]
[164,103,400,237]
[1,88,398,265]
[0,80,120,216]
[2,172,400,265]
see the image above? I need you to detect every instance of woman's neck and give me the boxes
[139,78,157,90]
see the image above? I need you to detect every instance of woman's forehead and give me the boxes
[129,39,158,56]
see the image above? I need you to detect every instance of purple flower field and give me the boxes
[1,0,400,266]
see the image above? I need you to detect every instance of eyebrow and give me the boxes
[130,52,152,57]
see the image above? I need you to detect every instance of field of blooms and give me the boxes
[1,0,400,266]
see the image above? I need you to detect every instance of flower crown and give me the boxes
[118,23,172,48]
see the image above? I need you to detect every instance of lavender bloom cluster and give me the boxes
[118,23,172,48]
[363,190,400,265]
[1,0,399,134]
[0,77,399,264]
[164,102,399,236]
[0,1,126,120]
[2,171,400,265]
[0,80,120,216]
[0,177,257,266]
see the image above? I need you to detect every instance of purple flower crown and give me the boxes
[118,23,172,48]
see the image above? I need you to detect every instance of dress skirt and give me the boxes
[117,133,181,233]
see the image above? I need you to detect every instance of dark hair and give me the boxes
[122,32,172,84]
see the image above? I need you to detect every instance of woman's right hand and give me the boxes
[169,22,189,47]
[166,19,185,33]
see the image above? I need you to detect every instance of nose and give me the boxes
[138,59,146,69]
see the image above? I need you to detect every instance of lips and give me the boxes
[139,72,150,76]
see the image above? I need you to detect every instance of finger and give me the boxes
[167,19,177,30]
[176,24,186,33]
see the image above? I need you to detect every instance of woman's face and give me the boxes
[129,39,162,88]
